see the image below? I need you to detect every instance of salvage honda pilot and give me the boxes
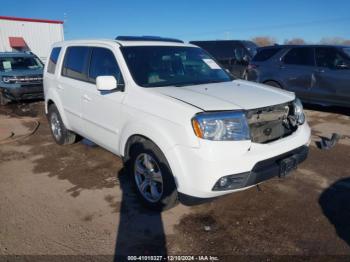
[44,36,311,210]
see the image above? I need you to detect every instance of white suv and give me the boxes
[44,36,311,210]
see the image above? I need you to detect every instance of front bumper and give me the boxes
[214,145,308,191]
[167,122,311,198]
[1,84,43,101]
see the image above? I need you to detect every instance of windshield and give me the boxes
[342,48,350,58]
[0,56,43,72]
[121,46,232,87]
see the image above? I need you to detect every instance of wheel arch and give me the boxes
[123,134,151,163]
[45,94,71,130]
[263,79,284,89]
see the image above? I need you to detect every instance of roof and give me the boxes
[116,36,184,43]
[190,40,253,43]
[52,39,196,48]
[259,44,350,49]
[117,40,195,47]
[0,15,63,24]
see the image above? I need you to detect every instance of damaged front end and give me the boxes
[246,100,305,143]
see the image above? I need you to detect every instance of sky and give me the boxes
[1,0,350,43]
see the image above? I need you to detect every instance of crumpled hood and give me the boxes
[152,80,295,111]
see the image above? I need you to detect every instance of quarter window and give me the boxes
[62,46,90,81]
[283,48,314,66]
[88,47,124,85]
[47,47,61,74]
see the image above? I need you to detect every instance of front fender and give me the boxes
[118,114,199,190]
[119,120,182,158]
[45,89,72,130]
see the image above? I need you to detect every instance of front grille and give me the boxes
[246,102,297,143]
[7,75,43,84]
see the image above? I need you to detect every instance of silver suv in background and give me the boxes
[246,45,350,108]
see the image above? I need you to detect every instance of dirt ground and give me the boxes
[0,101,349,260]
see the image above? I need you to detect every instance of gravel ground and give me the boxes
[0,101,349,261]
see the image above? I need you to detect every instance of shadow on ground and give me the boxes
[114,168,167,259]
[319,177,350,247]
[0,100,43,117]
[304,103,350,117]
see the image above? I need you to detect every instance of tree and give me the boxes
[343,40,350,46]
[251,36,276,47]
[320,37,350,45]
[284,38,306,45]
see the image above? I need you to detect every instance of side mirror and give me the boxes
[96,76,117,91]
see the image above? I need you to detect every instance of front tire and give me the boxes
[48,104,76,145]
[129,139,178,211]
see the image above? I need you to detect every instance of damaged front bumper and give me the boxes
[1,84,43,101]
[212,145,308,191]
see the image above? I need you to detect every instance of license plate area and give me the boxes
[279,156,297,177]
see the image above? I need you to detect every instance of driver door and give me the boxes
[81,47,126,154]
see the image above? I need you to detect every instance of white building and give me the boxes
[0,16,64,62]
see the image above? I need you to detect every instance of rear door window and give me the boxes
[88,47,124,85]
[315,47,349,69]
[62,46,90,81]
[283,47,315,66]
[252,48,282,62]
[47,47,61,74]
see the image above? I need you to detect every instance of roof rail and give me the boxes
[115,36,184,43]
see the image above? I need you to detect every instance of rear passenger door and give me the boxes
[81,46,126,154]
[59,46,90,131]
[280,47,316,100]
[314,47,350,106]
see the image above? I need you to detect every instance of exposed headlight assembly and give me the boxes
[192,111,250,141]
[293,98,305,125]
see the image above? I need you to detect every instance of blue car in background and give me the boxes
[0,52,44,105]
[246,45,350,108]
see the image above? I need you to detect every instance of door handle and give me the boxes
[57,84,63,90]
[83,94,92,102]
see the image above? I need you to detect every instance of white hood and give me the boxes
[152,80,295,111]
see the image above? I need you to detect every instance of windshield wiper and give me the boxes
[173,82,203,87]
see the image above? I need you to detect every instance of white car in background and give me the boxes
[44,36,311,210]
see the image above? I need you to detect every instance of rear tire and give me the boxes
[0,92,10,106]
[264,81,282,89]
[128,138,178,211]
[48,104,76,145]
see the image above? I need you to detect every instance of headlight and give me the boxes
[293,98,305,125]
[192,111,250,141]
